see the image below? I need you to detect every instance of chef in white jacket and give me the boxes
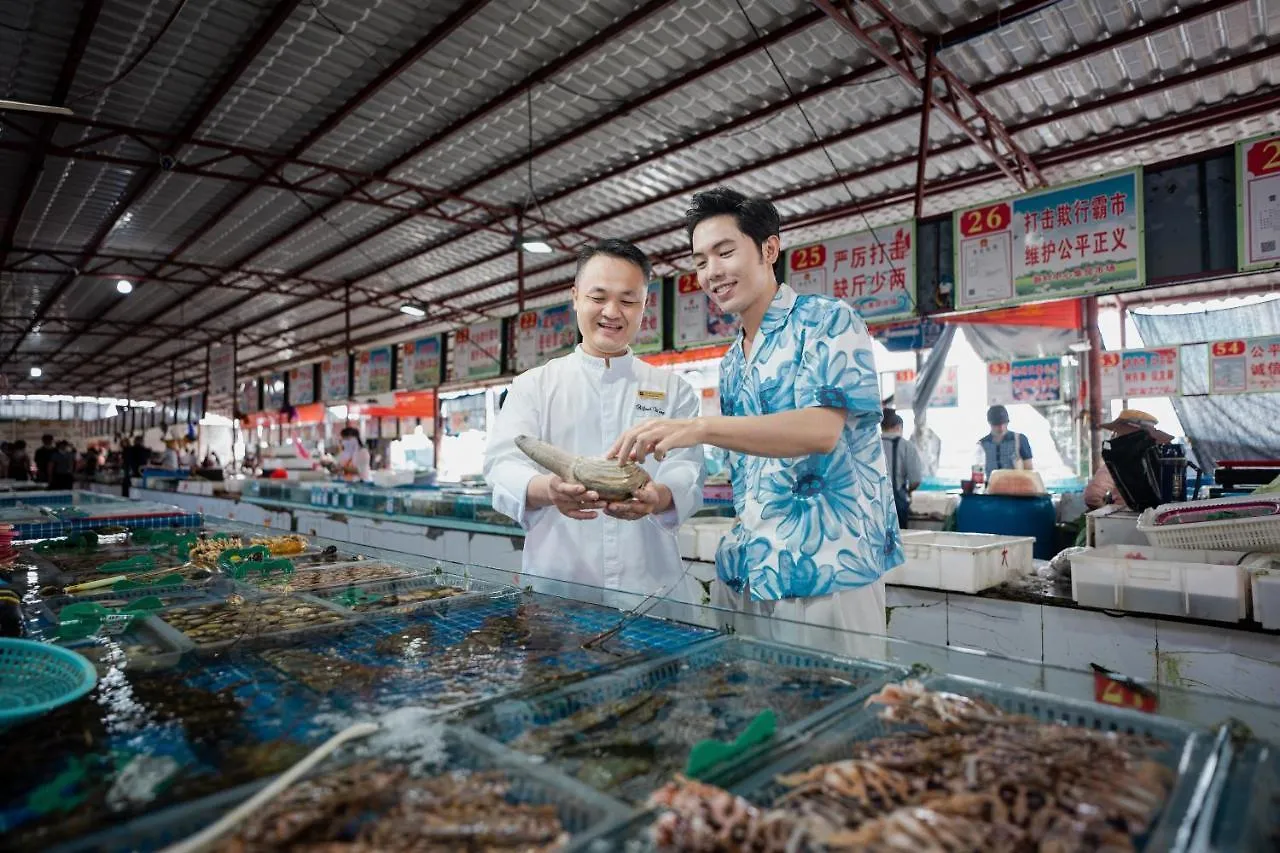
[485,239,705,603]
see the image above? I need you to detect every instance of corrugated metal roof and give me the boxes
[3,0,1279,395]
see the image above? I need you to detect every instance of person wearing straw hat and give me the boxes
[1085,409,1174,510]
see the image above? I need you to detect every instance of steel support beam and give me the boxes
[912,42,936,220]
[813,0,1043,190]
[0,0,306,366]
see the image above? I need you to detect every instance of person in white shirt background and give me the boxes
[484,239,705,602]
[337,427,371,482]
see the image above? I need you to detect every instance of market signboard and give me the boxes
[885,366,959,408]
[289,364,315,405]
[955,170,1143,310]
[786,221,916,321]
[264,372,286,410]
[237,378,259,413]
[513,302,576,372]
[321,354,349,402]
[1237,131,1280,271]
[400,336,442,390]
[354,347,392,396]
[1100,348,1180,399]
[633,280,663,354]
[1209,336,1280,394]
[674,272,738,348]
[987,357,1062,404]
[451,320,503,381]
[208,342,235,396]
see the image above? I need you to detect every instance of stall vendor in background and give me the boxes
[337,427,371,481]
[485,239,705,600]
[609,188,903,649]
[1084,409,1174,510]
[881,409,923,529]
[975,404,1034,479]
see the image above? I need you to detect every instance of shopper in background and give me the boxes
[881,409,923,529]
[975,405,1033,479]
[7,441,31,481]
[1084,409,1174,510]
[0,442,9,476]
[34,434,56,484]
[158,438,182,471]
[608,188,901,652]
[485,238,704,601]
[337,427,371,481]
[49,441,77,490]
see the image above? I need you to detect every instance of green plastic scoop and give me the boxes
[97,555,156,575]
[684,709,776,780]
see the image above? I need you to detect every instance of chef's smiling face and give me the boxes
[691,214,779,316]
[573,254,646,358]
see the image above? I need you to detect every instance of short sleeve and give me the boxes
[795,300,880,417]
[1018,433,1033,460]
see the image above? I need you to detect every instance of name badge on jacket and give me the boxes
[634,389,667,421]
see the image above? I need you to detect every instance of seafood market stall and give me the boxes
[3,517,1280,852]
[0,490,201,540]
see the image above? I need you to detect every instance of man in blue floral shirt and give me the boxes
[610,187,904,647]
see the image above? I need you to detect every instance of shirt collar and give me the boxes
[760,284,798,335]
[574,344,634,373]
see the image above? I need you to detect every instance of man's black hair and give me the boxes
[575,238,652,283]
[42,434,54,443]
[685,187,782,252]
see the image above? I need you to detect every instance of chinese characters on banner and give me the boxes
[354,347,392,395]
[1209,337,1280,394]
[450,320,503,381]
[1099,349,1180,399]
[208,342,235,396]
[786,221,916,321]
[633,281,664,354]
[674,273,739,348]
[400,336,442,390]
[955,170,1143,309]
[264,372,286,410]
[289,364,315,405]
[513,303,576,372]
[1237,132,1280,271]
[885,366,959,408]
[237,379,259,413]
[321,354,350,401]
[987,357,1062,405]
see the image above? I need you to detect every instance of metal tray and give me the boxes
[583,673,1218,853]
[316,571,518,617]
[461,635,908,804]
[1196,738,1278,852]
[155,592,362,655]
[43,725,630,853]
[52,614,189,672]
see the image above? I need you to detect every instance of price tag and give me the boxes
[100,613,133,636]
[1091,665,1158,713]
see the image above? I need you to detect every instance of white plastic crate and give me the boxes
[1137,495,1280,552]
[694,518,735,562]
[1251,566,1280,630]
[885,531,1034,593]
[1071,544,1267,623]
[677,523,697,560]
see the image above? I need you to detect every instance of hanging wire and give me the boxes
[68,0,195,105]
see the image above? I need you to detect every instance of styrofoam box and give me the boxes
[885,531,1034,593]
[677,523,697,560]
[1071,544,1268,623]
[695,519,735,562]
[1251,567,1280,630]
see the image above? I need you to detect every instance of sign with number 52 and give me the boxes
[1238,131,1280,271]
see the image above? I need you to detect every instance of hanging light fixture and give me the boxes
[116,279,133,294]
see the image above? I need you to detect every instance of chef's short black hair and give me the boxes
[685,187,781,253]
[575,239,652,283]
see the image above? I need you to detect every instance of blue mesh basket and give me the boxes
[0,638,98,727]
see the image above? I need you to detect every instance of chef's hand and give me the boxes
[604,482,671,521]
[532,474,605,520]
[608,418,705,464]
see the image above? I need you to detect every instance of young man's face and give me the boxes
[572,254,647,357]
[691,214,780,316]
[990,422,1009,440]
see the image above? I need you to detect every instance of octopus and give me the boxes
[864,679,1012,734]
[649,775,808,852]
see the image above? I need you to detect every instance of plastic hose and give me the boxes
[158,721,379,853]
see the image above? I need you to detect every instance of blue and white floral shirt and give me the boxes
[714,284,904,601]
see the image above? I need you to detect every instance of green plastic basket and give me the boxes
[0,638,98,728]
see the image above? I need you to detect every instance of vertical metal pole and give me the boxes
[1085,297,1104,475]
[912,43,936,221]
[1117,299,1129,410]
[517,215,526,313]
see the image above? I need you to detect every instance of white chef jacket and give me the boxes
[485,346,705,601]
